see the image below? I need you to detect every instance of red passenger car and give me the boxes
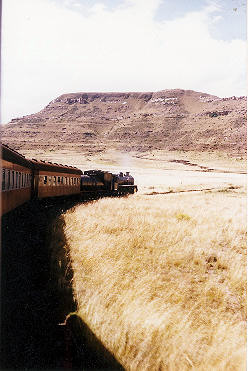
[31,159,82,199]
[1,144,33,215]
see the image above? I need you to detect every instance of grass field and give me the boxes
[51,153,246,370]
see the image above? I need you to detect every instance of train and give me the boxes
[1,144,138,216]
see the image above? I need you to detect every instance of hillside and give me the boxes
[1,89,246,155]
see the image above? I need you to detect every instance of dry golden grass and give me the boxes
[61,189,246,370]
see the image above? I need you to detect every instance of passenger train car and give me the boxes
[1,144,137,216]
[1,145,33,215]
[31,159,82,199]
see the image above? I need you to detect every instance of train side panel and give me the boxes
[1,159,32,215]
[36,170,81,198]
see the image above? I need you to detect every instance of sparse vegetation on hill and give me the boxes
[1,89,246,155]
[60,189,246,370]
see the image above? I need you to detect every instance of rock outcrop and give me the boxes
[1,89,246,155]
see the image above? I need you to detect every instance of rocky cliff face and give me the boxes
[1,89,246,154]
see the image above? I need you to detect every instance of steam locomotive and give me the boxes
[1,144,137,216]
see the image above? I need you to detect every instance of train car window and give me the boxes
[18,172,21,188]
[73,178,76,185]
[11,171,15,189]
[2,169,6,191]
[65,177,67,185]
[58,176,60,184]
[61,177,63,184]
[15,172,18,188]
[7,170,10,190]
[54,176,56,185]
[8,170,10,188]
[5,170,9,190]
[44,176,47,185]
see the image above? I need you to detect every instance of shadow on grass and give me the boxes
[1,196,124,370]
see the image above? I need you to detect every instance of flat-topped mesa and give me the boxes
[2,89,246,154]
[51,92,153,105]
[50,89,222,104]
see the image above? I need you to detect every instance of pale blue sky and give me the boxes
[1,0,246,123]
[155,0,246,40]
[52,0,246,40]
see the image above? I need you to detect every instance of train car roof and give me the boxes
[1,144,33,168]
[30,158,83,175]
[84,169,110,175]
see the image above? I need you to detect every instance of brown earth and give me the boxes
[1,89,246,156]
